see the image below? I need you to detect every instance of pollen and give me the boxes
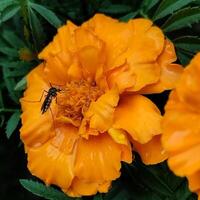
[56,80,103,126]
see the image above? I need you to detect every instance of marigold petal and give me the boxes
[140,64,183,94]
[168,144,200,176]
[162,54,200,200]
[132,135,168,165]
[176,53,200,108]
[66,178,111,197]
[124,21,164,64]
[74,133,131,182]
[43,52,71,85]
[106,62,136,93]
[126,62,160,91]
[188,172,200,192]
[84,14,133,69]
[39,21,77,59]
[27,125,78,190]
[140,40,183,94]
[77,46,105,81]
[20,64,56,148]
[79,89,119,137]
[162,91,200,153]
[113,94,162,144]
[108,128,129,146]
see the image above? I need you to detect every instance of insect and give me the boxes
[40,86,62,114]
[22,83,63,114]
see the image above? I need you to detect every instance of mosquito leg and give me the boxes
[49,107,57,134]
[22,90,48,103]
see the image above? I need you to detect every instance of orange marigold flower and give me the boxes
[20,14,182,197]
[162,53,200,200]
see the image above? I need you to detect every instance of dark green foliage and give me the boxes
[20,179,81,200]
[0,0,200,200]
[162,7,200,32]
[5,110,20,139]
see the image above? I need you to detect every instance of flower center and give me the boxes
[56,80,103,126]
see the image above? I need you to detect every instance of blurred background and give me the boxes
[0,0,200,199]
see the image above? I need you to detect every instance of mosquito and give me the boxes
[40,86,61,114]
[23,83,63,114]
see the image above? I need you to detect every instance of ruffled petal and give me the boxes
[125,62,160,91]
[39,21,77,59]
[74,133,131,183]
[27,125,78,191]
[188,172,200,192]
[66,178,111,197]
[20,64,56,148]
[140,40,183,94]
[176,53,200,108]
[106,62,136,93]
[43,52,72,85]
[83,14,133,69]
[132,135,168,165]
[113,94,162,144]
[79,89,119,138]
[75,28,105,82]
[162,54,200,200]
[162,91,200,153]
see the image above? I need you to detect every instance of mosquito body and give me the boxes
[41,87,61,114]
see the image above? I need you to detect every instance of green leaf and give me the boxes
[133,163,173,196]
[5,111,20,139]
[162,7,200,32]
[174,36,200,53]
[93,194,103,200]
[176,50,192,66]
[2,67,19,103]
[175,180,192,200]
[29,2,62,28]
[14,77,27,91]
[153,0,194,20]
[0,0,17,12]
[140,0,160,13]
[20,179,80,200]
[99,4,132,14]
[119,11,138,21]
[1,29,26,48]
[0,4,20,24]
[28,8,45,51]
[0,47,18,57]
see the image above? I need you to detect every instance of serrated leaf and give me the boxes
[162,7,200,32]
[14,77,27,91]
[153,0,194,20]
[29,2,62,28]
[0,0,17,12]
[20,179,80,200]
[119,11,138,21]
[5,111,20,139]
[174,36,200,53]
[99,4,132,14]
[0,4,20,24]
